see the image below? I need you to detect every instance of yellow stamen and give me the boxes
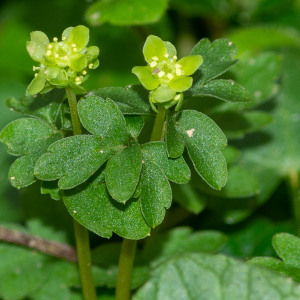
[47,44,53,49]
[173,55,177,60]
[46,50,52,56]
[164,53,169,58]
[53,37,58,42]
[152,56,159,61]
[34,73,38,77]
[167,73,173,80]
[176,69,182,76]
[55,54,59,58]
[73,47,77,52]
[158,71,165,78]
[150,61,157,68]
[175,63,181,69]
[82,70,87,75]
[88,63,94,69]
[62,36,67,41]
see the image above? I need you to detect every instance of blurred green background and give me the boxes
[1,0,300,247]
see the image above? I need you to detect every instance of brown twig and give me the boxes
[0,226,77,262]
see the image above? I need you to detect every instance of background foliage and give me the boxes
[1,0,300,299]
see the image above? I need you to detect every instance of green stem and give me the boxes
[116,106,167,300]
[150,106,166,142]
[116,239,137,300]
[65,87,97,300]
[65,86,82,135]
[288,170,300,236]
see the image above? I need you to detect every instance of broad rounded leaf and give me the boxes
[64,174,151,239]
[105,142,142,203]
[134,253,300,300]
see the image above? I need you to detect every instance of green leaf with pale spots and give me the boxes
[139,158,172,228]
[191,38,238,86]
[35,135,115,190]
[90,86,151,115]
[187,79,251,103]
[105,142,142,203]
[175,110,227,190]
[166,112,185,158]
[134,253,300,300]
[141,142,190,184]
[6,88,71,130]
[86,0,168,26]
[125,116,144,139]
[0,118,62,188]
[64,172,151,239]
[78,96,128,146]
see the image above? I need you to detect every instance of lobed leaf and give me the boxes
[125,115,144,139]
[191,38,238,86]
[0,118,62,188]
[6,88,71,130]
[175,110,227,190]
[35,135,114,189]
[105,142,142,203]
[141,142,191,184]
[64,173,151,239]
[78,96,128,146]
[139,158,172,228]
[187,79,251,103]
[90,86,151,115]
[166,112,185,158]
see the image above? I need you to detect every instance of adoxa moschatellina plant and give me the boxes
[0,26,251,300]
[132,35,203,112]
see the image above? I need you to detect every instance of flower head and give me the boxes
[132,35,202,111]
[26,25,99,95]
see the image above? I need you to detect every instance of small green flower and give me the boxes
[26,25,99,95]
[132,35,203,111]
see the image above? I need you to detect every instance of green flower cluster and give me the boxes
[26,25,99,95]
[132,35,203,111]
